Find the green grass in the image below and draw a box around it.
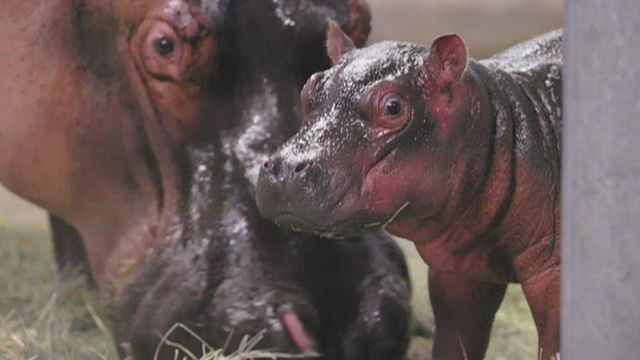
[0,223,536,359]
[0,225,117,359]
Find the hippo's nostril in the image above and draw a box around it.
[294,162,312,174]
[262,159,281,175]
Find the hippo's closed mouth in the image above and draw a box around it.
[275,212,349,239]
[362,201,411,231]
[276,212,322,232]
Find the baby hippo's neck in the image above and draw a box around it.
[403,61,561,284]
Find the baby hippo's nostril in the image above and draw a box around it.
[294,162,313,174]
[262,158,282,176]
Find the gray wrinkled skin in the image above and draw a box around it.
[481,30,563,162]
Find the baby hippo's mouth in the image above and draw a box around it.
[274,202,410,239]
[275,212,349,239]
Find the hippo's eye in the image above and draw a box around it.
[384,98,404,117]
[378,93,406,120]
[138,21,185,80]
[368,87,411,133]
[154,36,176,56]
[136,18,219,85]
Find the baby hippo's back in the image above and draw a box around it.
[481,30,563,73]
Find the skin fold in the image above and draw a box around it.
[0,1,412,359]
[257,23,562,359]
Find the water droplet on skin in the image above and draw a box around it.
[235,77,280,186]
[271,0,297,27]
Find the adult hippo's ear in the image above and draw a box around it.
[346,0,372,48]
[326,0,371,65]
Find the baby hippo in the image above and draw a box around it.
[257,22,562,360]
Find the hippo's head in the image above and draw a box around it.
[257,23,492,241]
[94,0,368,142]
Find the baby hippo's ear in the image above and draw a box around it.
[326,20,356,65]
[424,34,468,88]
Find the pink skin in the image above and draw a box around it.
[282,313,314,354]
[353,35,558,358]
[358,147,449,234]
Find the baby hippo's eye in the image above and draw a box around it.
[378,93,406,120]
[384,97,404,117]
[369,87,411,132]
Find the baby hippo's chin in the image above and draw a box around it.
[272,201,417,240]
[273,211,393,239]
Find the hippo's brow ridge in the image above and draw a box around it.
[194,0,230,26]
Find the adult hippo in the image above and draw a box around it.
[0,1,411,359]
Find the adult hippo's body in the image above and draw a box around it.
[0,1,411,359]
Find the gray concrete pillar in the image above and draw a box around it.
[562,0,640,358]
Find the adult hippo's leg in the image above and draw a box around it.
[301,232,411,360]
[429,271,507,360]
[342,239,411,360]
[340,280,410,360]
[49,214,93,284]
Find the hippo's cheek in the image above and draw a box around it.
[359,156,416,219]
[359,149,449,232]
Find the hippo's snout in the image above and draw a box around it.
[209,302,319,356]
[206,280,321,357]
[257,151,379,239]
[257,154,320,223]
[121,270,321,359]
[145,305,320,360]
